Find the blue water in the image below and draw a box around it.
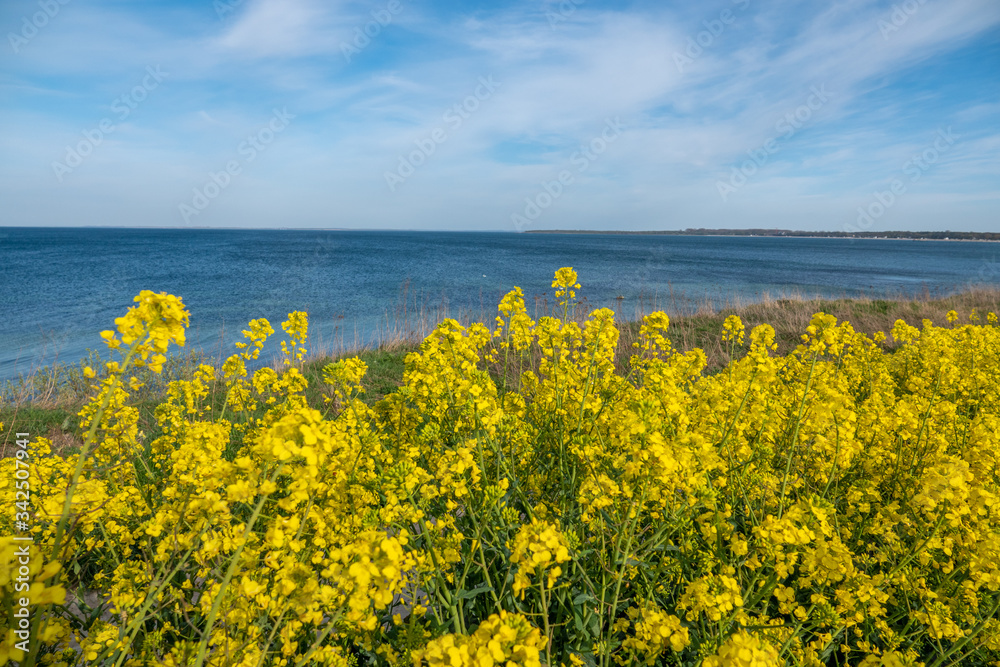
[1,227,997,382]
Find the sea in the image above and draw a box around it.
[1,227,997,382]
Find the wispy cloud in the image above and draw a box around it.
[1,0,998,231]
[216,0,345,58]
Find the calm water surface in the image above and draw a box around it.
[1,228,997,381]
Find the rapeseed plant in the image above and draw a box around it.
[2,269,999,666]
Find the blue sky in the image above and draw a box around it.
[1,0,998,231]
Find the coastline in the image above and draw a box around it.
[523,230,1000,242]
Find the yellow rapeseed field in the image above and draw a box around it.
[3,268,1000,667]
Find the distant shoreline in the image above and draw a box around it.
[525,229,1000,241]
[2,226,998,240]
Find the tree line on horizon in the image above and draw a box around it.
[527,228,1000,240]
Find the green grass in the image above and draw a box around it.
[0,405,78,435]
[0,405,81,456]
[354,347,415,402]
[300,344,418,408]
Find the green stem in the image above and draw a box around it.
[51,342,140,563]
[192,463,285,667]
[540,576,553,667]
[600,491,645,667]
[778,354,818,519]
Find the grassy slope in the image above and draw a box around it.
[3,288,998,456]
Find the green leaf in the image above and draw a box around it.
[573,608,586,634]
[457,585,493,601]
[588,613,602,638]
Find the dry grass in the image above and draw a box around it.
[481,286,1000,380]
[303,279,499,363]
[618,286,1000,374]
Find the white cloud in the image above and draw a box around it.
[217,0,343,58]
[1,0,999,230]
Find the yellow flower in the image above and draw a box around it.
[509,519,572,597]
[703,631,781,667]
[622,603,690,664]
[281,311,309,364]
[552,267,581,306]
[413,612,545,667]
